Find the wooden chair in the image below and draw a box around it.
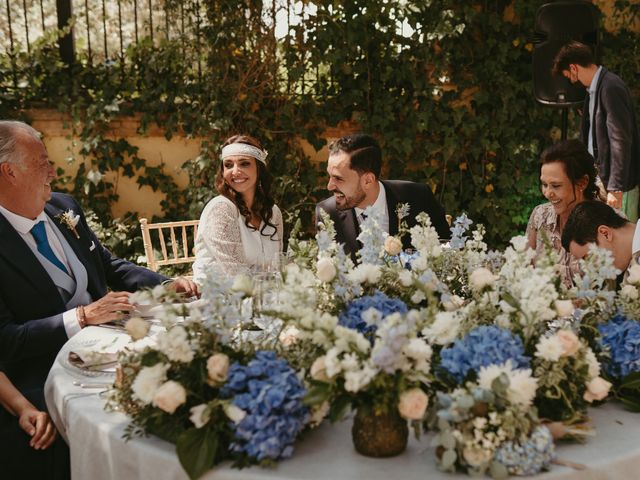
[139,218,199,273]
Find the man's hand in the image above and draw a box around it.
[166,277,200,298]
[84,291,134,325]
[607,191,623,209]
[18,407,57,450]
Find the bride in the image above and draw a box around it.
[193,135,283,284]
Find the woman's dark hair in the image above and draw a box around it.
[214,134,277,238]
[540,139,602,202]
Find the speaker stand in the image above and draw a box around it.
[561,107,569,140]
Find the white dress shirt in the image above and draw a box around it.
[0,204,82,337]
[355,181,390,233]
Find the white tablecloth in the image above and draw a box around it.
[45,326,640,480]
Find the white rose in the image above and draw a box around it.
[554,299,575,318]
[398,388,429,420]
[469,267,496,291]
[316,257,337,282]
[621,284,639,301]
[231,274,253,295]
[583,377,612,403]
[207,353,230,383]
[510,235,529,253]
[125,316,150,341]
[279,326,300,346]
[189,403,210,428]
[310,356,330,382]
[384,236,403,256]
[556,330,580,357]
[152,380,187,414]
[131,363,168,405]
[422,311,461,346]
[403,338,433,362]
[627,264,640,284]
[224,403,246,424]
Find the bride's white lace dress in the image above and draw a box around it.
[192,195,283,284]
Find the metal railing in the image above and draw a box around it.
[1,0,328,95]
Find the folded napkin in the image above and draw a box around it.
[68,349,118,370]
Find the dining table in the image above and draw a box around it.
[45,323,640,480]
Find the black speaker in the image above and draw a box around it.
[533,1,601,107]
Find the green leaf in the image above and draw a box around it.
[329,395,352,422]
[176,427,218,480]
[303,383,331,405]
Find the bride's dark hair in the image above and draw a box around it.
[214,134,277,238]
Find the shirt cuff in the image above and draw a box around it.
[63,308,82,338]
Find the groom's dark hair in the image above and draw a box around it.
[329,133,382,178]
[561,200,628,250]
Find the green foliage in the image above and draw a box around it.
[1,0,638,258]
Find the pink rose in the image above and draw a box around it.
[583,377,612,403]
[556,330,580,357]
[310,356,330,382]
[152,380,186,414]
[207,353,230,383]
[398,388,429,420]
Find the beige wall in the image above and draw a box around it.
[27,109,356,219]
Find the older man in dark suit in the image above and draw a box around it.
[0,120,198,479]
[553,41,640,222]
[316,133,450,261]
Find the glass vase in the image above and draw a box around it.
[351,407,408,457]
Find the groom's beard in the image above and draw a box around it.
[334,187,366,211]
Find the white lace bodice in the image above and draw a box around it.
[192,195,283,284]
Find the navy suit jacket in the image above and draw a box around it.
[315,180,450,261]
[580,67,640,192]
[0,193,167,395]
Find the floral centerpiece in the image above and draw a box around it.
[109,287,310,479]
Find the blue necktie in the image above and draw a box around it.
[31,221,69,275]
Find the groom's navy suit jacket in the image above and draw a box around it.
[0,193,166,398]
[316,180,450,262]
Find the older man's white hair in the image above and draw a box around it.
[0,120,42,167]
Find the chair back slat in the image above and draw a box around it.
[139,218,199,273]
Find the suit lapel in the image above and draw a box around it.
[45,203,100,295]
[383,181,399,236]
[337,208,360,258]
[0,213,66,310]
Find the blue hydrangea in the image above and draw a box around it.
[494,426,555,475]
[439,326,530,383]
[220,351,309,461]
[598,314,640,378]
[338,291,408,336]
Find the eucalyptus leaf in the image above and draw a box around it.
[489,461,509,479]
[441,449,457,469]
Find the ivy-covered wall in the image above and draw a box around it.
[0,0,638,263]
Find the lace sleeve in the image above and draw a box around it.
[196,198,250,277]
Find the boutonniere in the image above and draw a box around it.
[56,209,81,239]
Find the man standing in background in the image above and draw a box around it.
[553,40,640,222]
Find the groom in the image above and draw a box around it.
[0,120,197,478]
[316,133,450,261]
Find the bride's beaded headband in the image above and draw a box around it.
[221,143,268,165]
